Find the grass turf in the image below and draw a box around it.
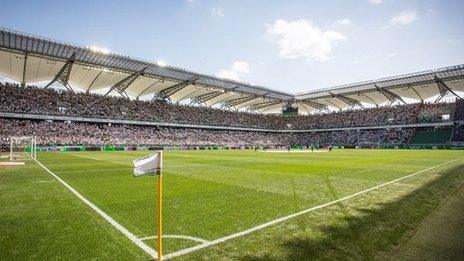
[1,149,463,260]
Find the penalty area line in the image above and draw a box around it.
[164,157,462,259]
[30,155,158,259]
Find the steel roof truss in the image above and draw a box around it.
[21,53,27,87]
[104,67,146,97]
[190,91,224,106]
[156,76,199,100]
[43,52,76,92]
[435,76,460,102]
[222,95,258,109]
[376,85,405,105]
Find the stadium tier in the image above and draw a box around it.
[1,82,463,148]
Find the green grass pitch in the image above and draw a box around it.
[1,149,464,260]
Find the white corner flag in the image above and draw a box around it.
[133,151,162,177]
[133,151,165,260]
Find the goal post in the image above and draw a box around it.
[31,136,37,159]
[5,136,37,161]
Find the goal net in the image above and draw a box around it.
[0,136,37,162]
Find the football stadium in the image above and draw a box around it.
[1,2,464,260]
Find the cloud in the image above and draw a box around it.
[216,61,250,81]
[368,0,384,4]
[336,19,352,26]
[156,60,167,67]
[384,10,417,29]
[231,61,249,73]
[266,19,346,61]
[210,7,224,17]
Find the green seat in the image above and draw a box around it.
[412,128,452,144]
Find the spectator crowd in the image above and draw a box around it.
[0,118,415,146]
[0,82,450,130]
[0,82,458,147]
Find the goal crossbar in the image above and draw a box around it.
[6,136,37,161]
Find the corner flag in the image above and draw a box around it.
[133,151,164,260]
[133,151,162,176]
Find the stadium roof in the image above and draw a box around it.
[295,64,464,112]
[0,27,463,114]
[0,27,292,113]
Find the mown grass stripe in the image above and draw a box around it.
[164,157,462,259]
[29,154,158,259]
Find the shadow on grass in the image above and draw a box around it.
[243,164,464,261]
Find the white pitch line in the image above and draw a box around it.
[30,156,158,259]
[34,180,54,183]
[164,157,462,259]
[140,234,210,244]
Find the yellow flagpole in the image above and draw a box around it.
[156,150,163,260]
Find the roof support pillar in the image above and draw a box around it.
[375,85,405,105]
[86,70,103,94]
[105,67,146,97]
[435,76,460,102]
[155,76,199,101]
[21,53,27,87]
[190,91,224,106]
[44,52,76,92]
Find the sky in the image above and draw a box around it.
[1,0,463,94]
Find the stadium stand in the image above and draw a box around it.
[0,81,461,147]
[417,103,452,123]
[0,81,456,148]
[0,82,286,129]
[0,83,453,130]
[0,28,463,149]
[0,117,418,147]
[452,124,464,141]
[451,101,464,144]
[0,118,288,147]
[454,99,464,121]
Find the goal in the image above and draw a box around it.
[0,136,37,161]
